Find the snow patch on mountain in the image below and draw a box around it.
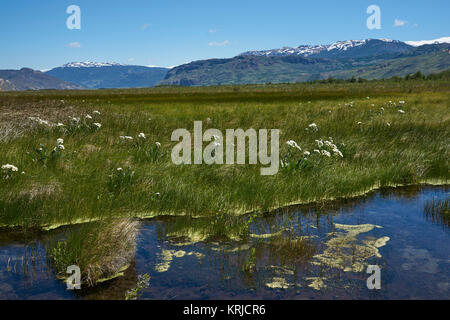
[405,37,450,47]
[240,38,402,57]
[61,62,126,68]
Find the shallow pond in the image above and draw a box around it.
[0,186,449,299]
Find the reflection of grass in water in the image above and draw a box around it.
[157,213,254,243]
[46,219,138,287]
[424,199,449,228]
[254,233,316,267]
[125,273,150,300]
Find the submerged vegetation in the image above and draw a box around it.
[0,80,448,229]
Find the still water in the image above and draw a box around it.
[0,186,449,300]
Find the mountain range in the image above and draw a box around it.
[45,63,169,89]
[161,38,450,85]
[1,37,449,91]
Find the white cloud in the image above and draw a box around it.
[394,19,407,27]
[208,40,231,47]
[68,42,81,48]
[128,58,135,62]
[208,29,217,33]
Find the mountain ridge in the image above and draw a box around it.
[0,68,83,91]
[46,64,169,89]
[160,41,450,86]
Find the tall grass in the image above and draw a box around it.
[0,81,449,228]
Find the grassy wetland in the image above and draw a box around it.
[0,80,449,294]
[1,80,448,228]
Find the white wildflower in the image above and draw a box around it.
[308,123,319,131]
[324,141,337,149]
[398,109,405,114]
[321,150,331,157]
[286,140,301,151]
[93,110,101,115]
[120,136,133,140]
[117,168,123,171]
[93,123,102,129]
[138,133,146,139]
[155,142,161,147]
[315,139,324,148]
[86,114,93,120]
[57,123,65,127]
[399,101,405,104]
[333,148,343,158]
[313,149,321,154]
[357,121,362,125]
[2,164,18,172]
[303,151,311,156]
[57,138,64,145]
[57,144,65,150]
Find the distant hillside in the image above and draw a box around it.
[0,68,83,91]
[46,63,169,89]
[160,43,450,86]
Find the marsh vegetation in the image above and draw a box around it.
[0,80,449,296]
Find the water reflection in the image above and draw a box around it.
[0,185,448,299]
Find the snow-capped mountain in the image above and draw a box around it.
[405,37,450,47]
[61,62,127,68]
[240,39,410,58]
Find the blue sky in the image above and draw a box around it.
[0,0,448,70]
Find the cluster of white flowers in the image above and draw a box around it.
[308,123,319,131]
[286,140,301,151]
[315,138,343,158]
[53,138,65,151]
[2,164,18,172]
[66,113,102,131]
